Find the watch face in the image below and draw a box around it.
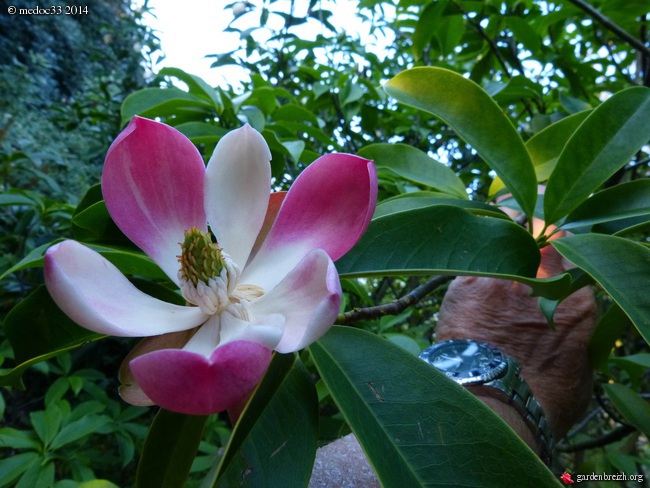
[419,339,507,385]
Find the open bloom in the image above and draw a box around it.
[44,116,377,415]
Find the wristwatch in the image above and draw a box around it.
[419,339,554,464]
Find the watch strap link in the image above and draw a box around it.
[496,360,554,465]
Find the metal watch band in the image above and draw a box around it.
[492,358,555,465]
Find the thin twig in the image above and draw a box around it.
[556,424,636,452]
[565,0,650,58]
[336,275,453,325]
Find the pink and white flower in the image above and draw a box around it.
[44,116,377,415]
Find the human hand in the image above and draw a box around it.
[435,241,597,440]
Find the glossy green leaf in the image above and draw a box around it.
[211,353,318,488]
[309,327,559,487]
[384,67,537,216]
[358,143,467,199]
[561,179,650,231]
[603,383,650,438]
[544,87,650,224]
[411,1,443,58]
[552,234,650,343]
[121,88,213,126]
[136,410,208,488]
[336,205,571,299]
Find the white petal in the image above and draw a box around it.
[183,312,283,357]
[205,124,271,268]
[44,240,208,337]
[250,249,341,353]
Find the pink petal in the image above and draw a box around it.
[205,124,271,268]
[251,249,341,353]
[119,331,195,407]
[248,191,287,264]
[130,341,272,415]
[102,116,207,284]
[44,240,208,337]
[241,154,376,290]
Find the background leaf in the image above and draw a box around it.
[603,383,650,438]
[358,143,468,199]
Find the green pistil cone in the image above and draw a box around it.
[179,227,225,286]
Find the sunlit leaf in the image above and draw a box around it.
[544,87,650,224]
[384,67,537,216]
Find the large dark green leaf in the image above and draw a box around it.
[603,383,650,438]
[358,143,467,199]
[309,327,559,487]
[336,205,571,298]
[1,286,103,388]
[544,87,650,224]
[136,410,208,488]
[552,234,650,343]
[209,353,318,488]
[384,67,537,216]
[561,179,650,231]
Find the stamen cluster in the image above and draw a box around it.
[178,227,225,286]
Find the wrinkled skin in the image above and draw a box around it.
[436,243,597,440]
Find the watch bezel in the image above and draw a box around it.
[419,339,508,385]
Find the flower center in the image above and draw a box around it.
[177,227,264,316]
[178,227,225,287]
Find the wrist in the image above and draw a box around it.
[420,339,554,464]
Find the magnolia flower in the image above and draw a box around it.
[44,117,377,415]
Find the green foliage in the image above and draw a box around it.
[1,0,650,486]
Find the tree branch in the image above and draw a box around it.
[565,0,650,58]
[336,275,453,325]
[556,424,636,452]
